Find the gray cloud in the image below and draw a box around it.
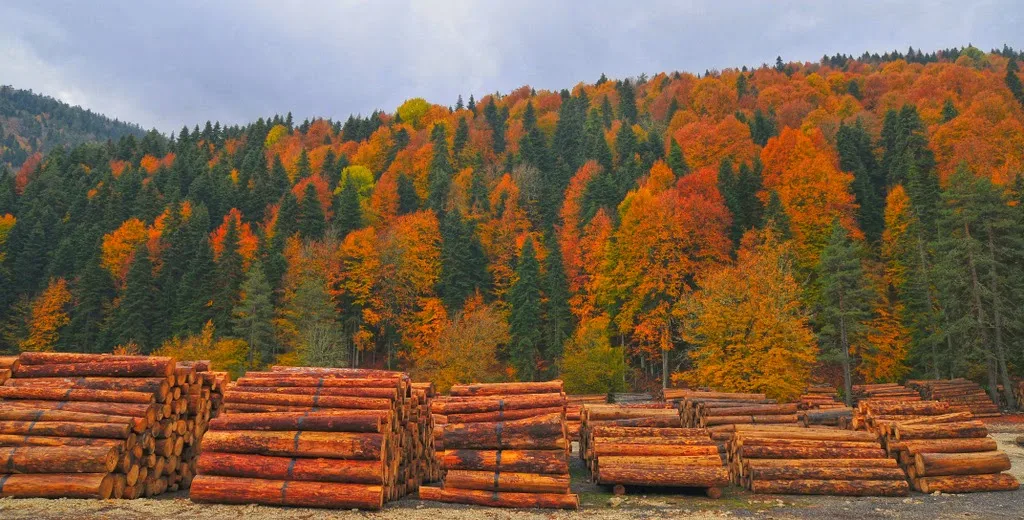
[1,0,1020,132]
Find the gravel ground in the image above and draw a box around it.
[3,422,1023,520]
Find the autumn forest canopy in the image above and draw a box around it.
[2,45,1024,403]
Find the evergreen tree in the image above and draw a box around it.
[452,117,470,160]
[110,244,158,351]
[881,105,940,232]
[509,238,542,381]
[667,139,689,175]
[763,190,792,240]
[816,223,874,405]
[295,149,311,179]
[427,124,453,213]
[232,260,276,368]
[483,99,506,154]
[397,173,419,215]
[748,109,778,147]
[334,176,362,237]
[542,235,572,376]
[438,209,489,310]
[289,275,347,367]
[617,79,638,123]
[837,121,885,242]
[298,183,325,240]
[211,218,244,334]
[1006,58,1024,107]
[64,250,115,352]
[583,108,613,172]
[941,99,959,122]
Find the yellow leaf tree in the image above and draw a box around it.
[678,229,817,401]
[21,278,72,352]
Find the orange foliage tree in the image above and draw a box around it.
[210,208,259,268]
[21,278,72,352]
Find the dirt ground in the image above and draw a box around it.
[3,419,1024,520]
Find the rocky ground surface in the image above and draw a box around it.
[3,418,1023,520]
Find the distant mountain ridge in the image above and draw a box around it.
[0,85,147,171]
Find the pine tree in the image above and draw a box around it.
[211,218,243,334]
[110,244,158,352]
[941,99,959,122]
[232,260,276,368]
[483,99,506,154]
[816,223,875,405]
[452,117,470,160]
[173,205,214,335]
[837,121,885,242]
[583,109,613,172]
[667,139,689,175]
[298,183,325,240]
[287,275,347,367]
[509,238,542,381]
[1006,58,1024,107]
[617,79,638,123]
[397,173,419,215]
[438,209,489,310]
[64,251,115,352]
[542,235,572,376]
[427,124,453,213]
[295,149,312,179]
[334,176,362,237]
[748,109,778,146]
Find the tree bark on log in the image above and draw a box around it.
[889,438,997,455]
[442,450,568,474]
[916,473,1019,493]
[446,407,565,424]
[13,360,173,378]
[441,414,565,450]
[738,446,886,459]
[434,394,565,414]
[0,420,130,439]
[594,444,719,457]
[190,474,384,509]
[0,407,146,432]
[750,479,909,496]
[0,446,119,473]
[449,381,565,397]
[201,430,384,460]
[0,473,114,498]
[208,411,387,433]
[750,466,906,481]
[418,485,578,509]
[895,422,988,440]
[443,470,570,493]
[223,391,391,410]
[197,452,384,484]
[0,386,154,404]
[914,451,1011,477]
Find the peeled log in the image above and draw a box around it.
[592,426,706,438]
[730,428,877,442]
[739,446,886,459]
[228,386,398,399]
[597,465,729,488]
[594,444,719,457]
[914,451,1011,477]
[447,407,564,424]
[190,475,384,509]
[895,421,988,440]
[737,438,879,450]
[0,386,154,404]
[5,377,170,400]
[197,452,384,484]
[751,479,909,496]
[0,420,130,439]
[442,413,564,450]
[0,446,118,473]
[450,381,564,397]
[235,376,400,389]
[596,455,724,468]
[442,449,568,474]
[704,404,799,416]
[0,434,123,450]
[744,458,898,469]
[434,393,565,414]
[13,360,173,378]
[0,399,157,422]
[418,485,577,509]
[444,470,570,493]
[208,411,387,433]
[202,430,383,460]
[917,473,1019,493]
[0,473,114,498]
[751,466,906,481]
[0,407,146,433]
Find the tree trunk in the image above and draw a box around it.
[916,237,941,379]
[964,222,999,404]
[839,308,853,407]
[985,224,1016,410]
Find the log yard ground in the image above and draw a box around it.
[2,418,1022,520]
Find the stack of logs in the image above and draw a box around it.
[797,385,851,427]
[421,381,578,509]
[411,382,443,483]
[906,379,1001,418]
[0,356,13,384]
[851,383,920,405]
[871,402,1019,493]
[676,391,798,450]
[579,404,683,460]
[565,394,606,442]
[190,366,432,510]
[798,384,844,410]
[728,426,909,496]
[586,424,729,498]
[0,352,226,499]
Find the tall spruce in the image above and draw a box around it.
[837,121,885,242]
[427,123,453,213]
[298,183,325,240]
[110,244,158,352]
[438,209,489,310]
[232,260,276,368]
[211,217,244,335]
[509,237,542,381]
[334,176,362,237]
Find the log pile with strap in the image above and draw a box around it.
[906,379,1001,418]
[587,425,728,498]
[190,366,431,509]
[0,352,227,499]
[674,391,798,447]
[873,404,1019,493]
[578,404,682,460]
[853,399,968,434]
[420,381,578,510]
[798,384,844,410]
[728,425,908,496]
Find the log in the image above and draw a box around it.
[235,376,400,389]
[418,485,578,509]
[591,426,707,438]
[0,407,146,432]
[13,360,173,378]
[5,377,170,400]
[223,391,392,410]
[731,426,877,442]
[917,473,1019,493]
[739,446,886,459]
[750,466,907,481]
[596,465,729,488]
[0,386,154,404]
[434,393,565,414]
[895,421,988,440]
[446,406,565,424]
[737,438,879,449]
[889,438,998,455]
[228,386,398,399]
[0,473,115,499]
[190,475,384,509]
[0,399,157,422]
[208,411,387,433]
[595,455,724,468]
[0,446,119,473]
[442,449,568,474]
[201,430,383,460]
[593,444,719,457]
[441,413,565,450]
[0,420,130,439]
[914,451,1011,477]
[0,434,124,449]
[703,414,799,426]
[449,381,564,397]
[196,452,384,484]
[704,404,799,416]
[750,479,909,496]
[444,470,570,493]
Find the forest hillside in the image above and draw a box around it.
[2,45,1024,403]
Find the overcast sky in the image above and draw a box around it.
[2,1,1020,133]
